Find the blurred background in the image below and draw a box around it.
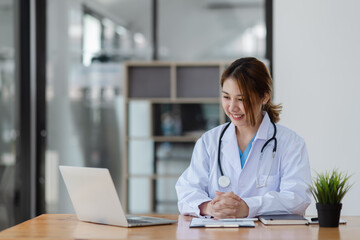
[1,0,359,230]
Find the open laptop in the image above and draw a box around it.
[59,165,177,227]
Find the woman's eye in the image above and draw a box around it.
[238,98,243,101]
[222,96,230,99]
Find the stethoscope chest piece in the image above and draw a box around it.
[218,175,230,188]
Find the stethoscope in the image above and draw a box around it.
[217,120,277,188]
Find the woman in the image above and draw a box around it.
[175,57,311,219]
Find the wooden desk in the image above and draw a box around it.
[0,214,359,240]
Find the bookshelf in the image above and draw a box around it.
[122,62,227,213]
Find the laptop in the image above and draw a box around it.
[59,165,177,227]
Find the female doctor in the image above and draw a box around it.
[175,57,311,219]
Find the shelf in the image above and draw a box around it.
[127,174,181,179]
[125,61,227,66]
[126,98,220,103]
[156,157,191,161]
[127,136,202,142]
[155,200,178,205]
[153,136,201,142]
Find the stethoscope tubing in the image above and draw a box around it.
[218,120,277,180]
[217,122,232,177]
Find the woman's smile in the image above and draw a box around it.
[230,113,245,121]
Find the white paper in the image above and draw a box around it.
[190,218,255,228]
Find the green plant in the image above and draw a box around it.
[310,169,353,204]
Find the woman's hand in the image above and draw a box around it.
[199,201,213,216]
[211,191,249,219]
[199,191,249,219]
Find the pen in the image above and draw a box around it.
[311,217,318,221]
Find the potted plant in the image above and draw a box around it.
[310,169,353,227]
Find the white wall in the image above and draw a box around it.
[274,0,360,215]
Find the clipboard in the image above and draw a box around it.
[189,217,256,228]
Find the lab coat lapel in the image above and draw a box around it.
[256,112,271,140]
[221,123,241,173]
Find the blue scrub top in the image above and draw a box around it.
[239,134,256,169]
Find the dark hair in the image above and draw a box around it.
[220,57,282,125]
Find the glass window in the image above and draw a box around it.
[158,0,266,61]
[82,13,102,66]
[46,0,125,214]
[0,0,16,230]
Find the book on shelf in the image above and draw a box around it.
[259,214,308,225]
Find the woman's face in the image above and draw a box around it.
[221,78,266,129]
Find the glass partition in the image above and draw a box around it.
[45,0,127,213]
[45,0,268,214]
[158,0,266,61]
[0,0,16,230]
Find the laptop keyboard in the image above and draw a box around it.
[127,218,150,224]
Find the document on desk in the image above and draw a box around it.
[189,218,256,228]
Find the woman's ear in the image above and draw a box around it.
[262,93,270,105]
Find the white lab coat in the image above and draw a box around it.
[175,112,311,218]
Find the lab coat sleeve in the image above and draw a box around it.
[175,137,212,217]
[242,136,312,217]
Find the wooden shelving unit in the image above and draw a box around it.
[122,61,227,214]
